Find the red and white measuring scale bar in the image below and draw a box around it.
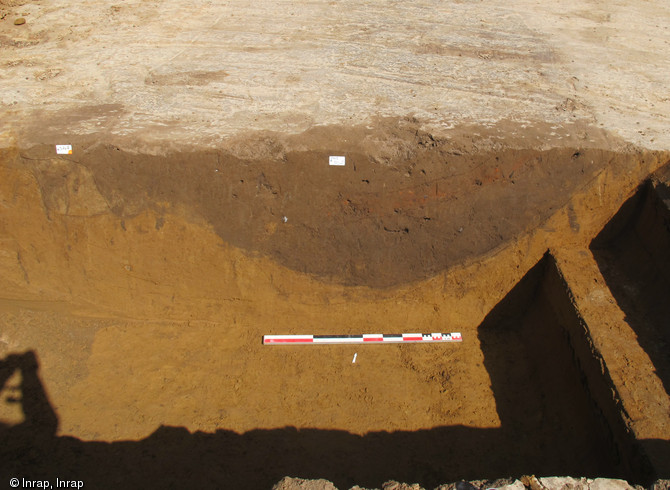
[263,332,462,345]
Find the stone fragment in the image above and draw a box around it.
[539,476,586,489]
[381,482,423,490]
[588,478,635,490]
[497,481,526,490]
[520,475,544,490]
[272,476,338,490]
[14,17,26,25]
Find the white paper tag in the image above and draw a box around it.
[56,145,72,155]
[329,155,345,166]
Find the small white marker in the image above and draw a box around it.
[329,156,345,166]
[282,216,288,223]
[352,353,357,363]
[56,144,72,155]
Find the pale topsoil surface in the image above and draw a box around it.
[1,0,670,489]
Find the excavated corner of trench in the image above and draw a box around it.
[478,253,652,484]
[1,127,670,489]
[591,173,670,398]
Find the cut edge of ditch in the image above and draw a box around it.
[478,251,653,484]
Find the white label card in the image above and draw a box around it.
[56,145,72,155]
[329,155,345,166]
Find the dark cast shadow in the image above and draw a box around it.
[591,179,670,396]
[2,259,666,490]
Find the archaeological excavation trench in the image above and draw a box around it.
[591,177,670,397]
[1,129,669,488]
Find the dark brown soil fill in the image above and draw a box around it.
[1,254,648,488]
[20,139,618,287]
[591,175,670,397]
[4,130,669,487]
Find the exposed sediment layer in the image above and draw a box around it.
[5,122,661,289]
[1,129,669,487]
